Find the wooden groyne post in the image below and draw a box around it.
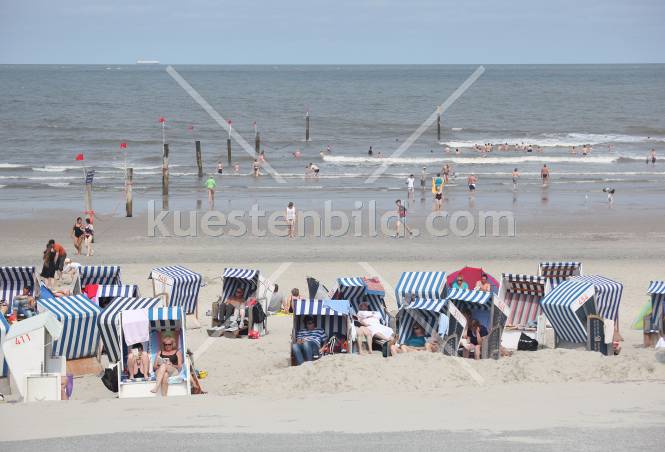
[125,168,133,217]
[195,140,203,177]
[436,107,442,142]
[305,111,310,142]
[162,143,169,209]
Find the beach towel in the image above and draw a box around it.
[83,284,99,304]
[363,277,384,295]
[631,300,652,330]
[122,309,149,346]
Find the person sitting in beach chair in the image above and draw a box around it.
[221,287,247,330]
[354,301,394,354]
[292,315,327,365]
[151,332,183,396]
[390,322,438,355]
[460,309,488,360]
[126,343,151,380]
[13,287,37,318]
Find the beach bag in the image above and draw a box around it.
[323,334,348,355]
[252,303,266,325]
[517,333,538,351]
[101,366,118,393]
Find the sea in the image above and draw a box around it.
[1,64,664,215]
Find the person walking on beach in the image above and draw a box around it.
[394,199,412,238]
[406,174,415,201]
[433,173,444,211]
[205,174,217,209]
[70,217,85,255]
[541,164,550,186]
[40,242,56,289]
[512,168,519,191]
[286,202,297,238]
[84,218,94,256]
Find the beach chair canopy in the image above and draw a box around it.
[335,277,389,325]
[647,281,665,331]
[447,267,499,294]
[98,297,162,363]
[0,313,9,377]
[293,299,350,340]
[397,298,447,344]
[501,273,548,327]
[148,306,184,331]
[97,285,139,299]
[538,261,582,289]
[306,276,333,300]
[222,267,259,302]
[79,265,121,287]
[394,271,447,309]
[446,288,493,309]
[149,266,202,314]
[37,294,101,359]
[0,266,37,308]
[541,275,622,343]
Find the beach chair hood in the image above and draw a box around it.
[394,271,447,309]
[149,266,202,315]
[222,267,259,302]
[499,273,548,327]
[79,265,122,287]
[397,298,447,344]
[538,261,582,289]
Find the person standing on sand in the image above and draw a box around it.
[406,174,415,201]
[40,242,56,289]
[512,168,519,191]
[205,175,216,209]
[49,240,67,280]
[70,217,85,255]
[433,173,444,211]
[541,164,550,186]
[84,218,94,256]
[286,202,297,238]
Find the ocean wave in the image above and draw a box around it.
[45,182,71,187]
[32,165,82,172]
[322,155,633,165]
[442,133,660,148]
[0,185,6,189]
[0,163,26,169]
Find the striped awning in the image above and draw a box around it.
[540,279,595,343]
[404,298,447,312]
[148,306,184,331]
[0,266,36,307]
[294,299,350,317]
[37,294,101,359]
[446,288,492,306]
[336,277,367,301]
[502,273,547,296]
[79,265,122,286]
[98,297,162,363]
[571,275,623,321]
[97,285,139,298]
[149,266,202,314]
[394,271,447,308]
[648,281,665,295]
[223,268,258,279]
[538,261,582,288]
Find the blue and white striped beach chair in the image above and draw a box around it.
[37,294,101,360]
[78,265,122,287]
[149,266,202,315]
[396,298,447,346]
[394,271,448,309]
[291,299,350,365]
[0,266,38,312]
[219,268,268,335]
[540,275,623,346]
[98,297,162,364]
[647,281,665,334]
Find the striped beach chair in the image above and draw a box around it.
[336,277,390,325]
[291,299,350,365]
[218,268,268,335]
[540,275,622,346]
[538,262,582,289]
[396,298,447,345]
[79,265,122,287]
[149,266,202,315]
[0,266,38,311]
[37,294,102,359]
[394,271,447,309]
[98,297,162,364]
[445,288,509,359]
[647,281,665,334]
[498,274,548,328]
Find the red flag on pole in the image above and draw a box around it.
[75,153,84,161]
[159,117,166,123]
[120,142,127,149]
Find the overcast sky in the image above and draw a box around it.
[1,0,663,64]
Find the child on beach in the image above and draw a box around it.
[205,175,216,209]
[84,218,94,256]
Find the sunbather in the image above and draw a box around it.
[282,288,299,313]
[13,287,36,318]
[391,322,437,354]
[355,301,394,354]
[461,312,488,360]
[126,343,151,380]
[222,287,247,329]
[292,315,327,365]
[151,332,183,396]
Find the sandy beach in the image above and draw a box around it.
[1,205,664,448]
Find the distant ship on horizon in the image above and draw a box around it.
[135,59,160,64]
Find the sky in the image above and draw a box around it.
[1,0,664,64]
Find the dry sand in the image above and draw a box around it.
[1,209,664,444]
